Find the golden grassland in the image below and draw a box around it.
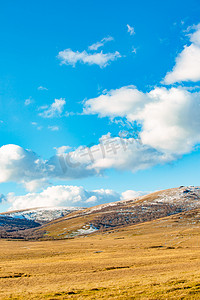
[0,210,200,299]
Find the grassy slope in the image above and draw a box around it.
[34,187,199,240]
[0,209,200,299]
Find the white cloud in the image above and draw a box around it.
[132,47,137,54]
[139,87,200,154]
[25,98,33,106]
[121,190,142,200]
[23,179,49,192]
[83,85,147,119]
[127,24,135,36]
[3,84,200,191]
[53,134,172,179]
[0,135,174,192]
[83,86,200,154]
[48,126,60,131]
[89,36,114,51]
[0,144,98,191]
[39,98,66,118]
[0,144,50,190]
[54,146,71,155]
[57,49,121,68]
[31,122,43,130]
[38,86,48,91]
[164,24,200,84]
[7,185,143,210]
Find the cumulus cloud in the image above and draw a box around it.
[70,135,173,173]
[0,144,94,191]
[83,86,200,154]
[4,87,200,191]
[121,190,143,200]
[23,179,49,192]
[6,185,142,210]
[0,134,174,191]
[2,83,200,191]
[127,24,135,36]
[89,36,114,51]
[39,98,66,118]
[0,144,50,190]
[57,49,121,68]
[0,144,96,191]
[83,85,147,119]
[163,24,200,84]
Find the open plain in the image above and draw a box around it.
[0,209,200,299]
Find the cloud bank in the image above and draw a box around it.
[6,185,144,210]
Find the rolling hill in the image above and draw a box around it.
[1,185,200,240]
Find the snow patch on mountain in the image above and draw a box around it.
[1,207,83,223]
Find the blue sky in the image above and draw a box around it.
[1,0,200,211]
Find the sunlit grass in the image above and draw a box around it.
[0,211,200,299]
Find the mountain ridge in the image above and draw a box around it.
[0,186,200,240]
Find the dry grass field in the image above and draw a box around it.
[0,209,200,299]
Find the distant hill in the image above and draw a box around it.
[0,206,83,223]
[1,186,200,240]
[0,207,83,239]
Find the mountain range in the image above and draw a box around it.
[0,186,200,240]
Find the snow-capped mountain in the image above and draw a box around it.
[0,207,84,224]
[1,186,200,240]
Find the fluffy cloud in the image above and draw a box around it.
[83,86,147,118]
[24,179,49,192]
[121,190,143,200]
[7,185,142,210]
[0,144,50,189]
[83,86,200,154]
[57,49,121,68]
[39,98,66,118]
[0,134,173,191]
[164,24,200,84]
[2,84,200,191]
[89,36,114,51]
[72,134,173,172]
[139,88,200,153]
[127,24,135,36]
[0,144,97,191]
